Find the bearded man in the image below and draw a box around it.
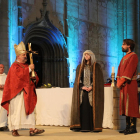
[117,39,139,135]
[1,41,44,136]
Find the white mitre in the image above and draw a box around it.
[14,41,27,56]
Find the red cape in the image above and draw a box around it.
[1,61,39,115]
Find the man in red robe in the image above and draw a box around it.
[117,39,139,135]
[1,41,44,136]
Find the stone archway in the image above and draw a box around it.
[23,12,69,87]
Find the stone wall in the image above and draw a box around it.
[0,0,9,73]
[0,0,139,85]
[117,0,140,72]
[22,0,43,26]
[0,0,18,73]
[46,0,119,85]
[9,0,18,65]
[21,0,140,86]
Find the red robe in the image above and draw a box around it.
[1,61,39,115]
[117,52,139,117]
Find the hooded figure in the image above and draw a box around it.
[70,50,104,132]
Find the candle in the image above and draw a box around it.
[112,67,115,73]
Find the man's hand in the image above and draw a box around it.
[29,64,35,70]
[117,84,121,88]
[117,78,126,89]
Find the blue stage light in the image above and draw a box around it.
[8,0,17,66]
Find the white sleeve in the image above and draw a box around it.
[29,67,32,73]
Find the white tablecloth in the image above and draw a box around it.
[102,87,114,128]
[36,88,73,126]
[36,87,114,127]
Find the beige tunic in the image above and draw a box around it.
[0,73,7,127]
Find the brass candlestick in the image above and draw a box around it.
[111,73,115,87]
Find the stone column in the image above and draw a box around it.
[18,0,22,43]
[135,0,140,72]
[125,0,139,71]
[117,0,125,63]
[8,0,18,65]
[126,0,136,39]
[0,0,9,73]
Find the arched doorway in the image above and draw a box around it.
[23,12,69,87]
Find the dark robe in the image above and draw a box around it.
[70,62,104,131]
[1,61,39,115]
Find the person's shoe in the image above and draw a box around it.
[119,128,129,133]
[0,127,4,131]
[119,125,130,133]
[3,126,9,131]
[119,116,130,133]
[29,128,45,136]
[124,117,137,135]
[29,130,36,136]
[124,128,137,135]
[0,126,9,131]
[12,130,20,136]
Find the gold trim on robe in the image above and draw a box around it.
[121,92,123,115]
[122,52,135,65]
[126,93,129,116]
[117,75,137,80]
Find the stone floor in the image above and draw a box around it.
[0,121,140,140]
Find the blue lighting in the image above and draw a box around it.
[8,0,12,66]
[68,44,80,87]
[7,1,126,87]
[107,57,118,77]
[8,0,17,66]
